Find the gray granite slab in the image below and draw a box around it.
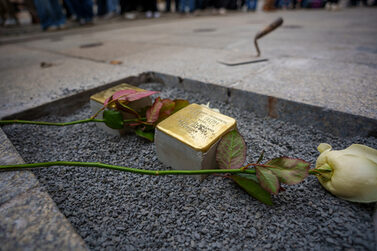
[0,128,38,205]
[0,187,88,251]
[0,128,88,250]
[0,50,143,119]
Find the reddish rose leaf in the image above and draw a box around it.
[126,90,158,102]
[157,99,176,122]
[265,157,310,185]
[112,89,138,101]
[146,97,163,123]
[173,99,190,113]
[255,166,280,195]
[161,99,175,114]
[104,97,111,106]
[216,130,246,169]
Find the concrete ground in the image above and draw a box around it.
[0,7,376,250]
[0,8,376,120]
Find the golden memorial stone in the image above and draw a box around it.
[155,104,237,179]
[90,83,152,135]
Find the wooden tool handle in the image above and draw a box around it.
[255,17,284,40]
[254,17,283,57]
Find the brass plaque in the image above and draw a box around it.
[90,83,145,104]
[157,104,236,152]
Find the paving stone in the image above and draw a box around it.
[1,9,376,122]
[0,45,63,72]
[0,187,88,251]
[0,55,143,119]
[0,129,88,250]
[24,38,160,62]
[0,129,38,205]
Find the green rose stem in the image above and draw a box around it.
[0,161,258,176]
[0,118,145,126]
[0,161,321,177]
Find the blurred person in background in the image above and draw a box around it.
[33,0,66,30]
[62,0,76,19]
[22,0,39,24]
[120,0,137,19]
[70,0,94,24]
[165,0,179,12]
[105,0,119,18]
[245,0,258,10]
[142,0,160,18]
[0,0,18,25]
[325,0,339,9]
[278,0,291,9]
[214,0,229,14]
[263,0,275,10]
[179,0,195,13]
[97,0,107,17]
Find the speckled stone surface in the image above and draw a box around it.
[0,129,88,250]
[2,84,376,250]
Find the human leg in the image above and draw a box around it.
[97,0,107,16]
[166,0,171,11]
[121,0,137,18]
[33,0,55,29]
[49,0,66,26]
[188,0,195,11]
[1,0,18,22]
[0,0,6,22]
[179,0,185,12]
[107,0,118,13]
[250,0,258,11]
[81,0,93,22]
[63,0,75,18]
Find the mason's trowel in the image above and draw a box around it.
[218,17,283,66]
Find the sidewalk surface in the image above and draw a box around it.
[0,7,376,250]
[0,8,376,121]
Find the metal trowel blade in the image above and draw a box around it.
[217,55,268,66]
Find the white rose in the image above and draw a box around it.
[314,143,377,203]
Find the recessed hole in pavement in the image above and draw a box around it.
[282,25,302,29]
[2,77,376,250]
[50,37,64,42]
[193,28,217,33]
[356,46,377,54]
[79,42,104,48]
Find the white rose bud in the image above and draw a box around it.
[314,143,377,203]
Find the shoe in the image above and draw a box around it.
[153,12,160,18]
[145,11,152,18]
[4,18,17,26]
[331,4,340,10]
[45,25,58,31]
[103,12,114,19]
[124,12,136,19]
[219,8,227,15]
[85,19,94,25]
